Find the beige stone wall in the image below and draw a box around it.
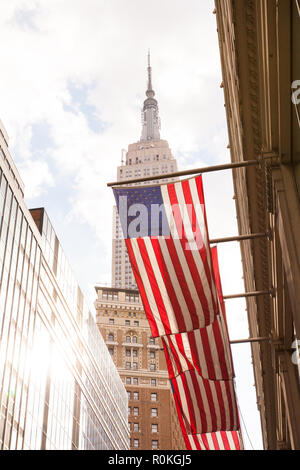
[95,286,186,450]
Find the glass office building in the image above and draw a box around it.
[0,120,129,450]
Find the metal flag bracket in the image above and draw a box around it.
[107,159,260,187]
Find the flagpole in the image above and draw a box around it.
[210,232,268,244]
[223,290,274,300]
[230,337,271,345]
[107,159,260,187]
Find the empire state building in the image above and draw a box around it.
[112,54,178,290]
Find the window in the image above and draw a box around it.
[133,349,138,357]
[108,347,114,355]
[109,318,114,325]
[125,293,139,303]
[126,349,131,357]
[126,377,131,384]
[128,407,131,415]
[150,351,155,359]
[152,440,159,450]
[133,336,138,343]
[127,391,131,400]
[126,362,131,369]
[152,424,158,433]
[150,363,156,371]
[133,362,138,370]
[125,320,130,326]
[133,423,139,432]
[151,393,157,402]
[149,337,155,345]
[102,291,118,301]
[133,378,139,385]
[108,333,114,342]
[133,407,139,416]
[151,379,156,387]
[151,408,158,417]
[133,392,139,401]
[133,439,139,448]
[126,336,131,343]
[134,320,139,327]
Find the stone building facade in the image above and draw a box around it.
[215,0,300,449]
[95,286,185,450]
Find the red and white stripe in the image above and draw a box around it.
[170,354,242,450]
[211,245,235,377]
[162,314,234,381]
[125,176,219,337]
[115,177,242,447]
[171,368,239,434]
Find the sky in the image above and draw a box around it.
[0,0,263,449]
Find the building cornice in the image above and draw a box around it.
[215,0,279,449]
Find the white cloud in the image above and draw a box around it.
[0,1,226,248]
[18,158,54,198]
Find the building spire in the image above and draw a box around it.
[140,51,161,141]
[146,49,154,98]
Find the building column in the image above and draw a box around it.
[278,351,300,449]
[273,166,300,340]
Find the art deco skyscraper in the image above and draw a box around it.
[96,57,185,450]
[111,53,178,290]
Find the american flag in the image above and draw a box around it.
[173,381,242,450]
[113,176,219,336]
[113,176,242,447]
[187,431,242,450]
[170,368,239,434]
[168,246,242,450]
[162,316,233,381]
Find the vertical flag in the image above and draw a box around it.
[113,176,242,445]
